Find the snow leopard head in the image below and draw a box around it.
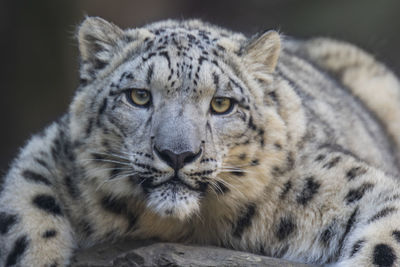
[70,17,286,220]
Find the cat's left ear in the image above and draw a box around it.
[242,30,281,73]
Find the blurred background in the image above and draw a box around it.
[1,0,400,173]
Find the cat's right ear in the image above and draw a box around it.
[77,17,124,82]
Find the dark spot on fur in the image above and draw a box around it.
[101,195,127,214]
[22,170,51,186]
[251,159,259,166]
[345,183,374,204]
[50,145,58,160]
[64,175,80,198]
[238,153,247,160]
[123,34,135,43]
[248,116,257,131]
[35,158,49,169]
[79,219,94,237]
[345,208,358,233]
[368,207,397,223]
[142,52,156,63]
[272,166,282,176]
[5,235,29,266]
[145,40,154,51]
[32,194,63,216]
[350,239,365,257]
[272,153,295,177]
[323,156,341,169]
[315,154,326,162]
[158,51,171,68]
[267,91,278,103]
[217,44,225,51]
[346,167,366,181]
[286,152,295,170]
[146,63,154,85]
[320,222,336,247]
[212,72,219,91]
[276,216,296,241]
[260,138,265,147]
[233,203,256,238]
[337,207,359,255]
[0,212,18,235]
[80,78,88,86]
[93,59,107,70]
[119,71,129,83]
[297,177,320,205]
[280,180,292,199]
[383,194,400,203]
[258,243,265,255]
[230,171,245,177]
[211,60,219,67]
[42,229,57,238]
[215,181,229,194]
[318,143,360,160]
[229,78,244,94]
[274,143,282,150]
[187,33,196,42]
[393,230,400,243]
[101,195,137,231]
[110,166,123,179]
[51,137,63,160]
[85,118,94,137]
[373,244,396,267]
[196,181,209,193]
[91,152,107,162]
[98,98,108,115]
[109,90,119,96]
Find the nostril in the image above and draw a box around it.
[154,148,177,169]
[182,149,202,165]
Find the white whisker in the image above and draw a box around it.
[213,176,245,197]
[81,158,132,166]
[87,150,130,161]
[108,171,134,181]
[88,167,133,173]
[223,163,254,168]
[95,172,136,192]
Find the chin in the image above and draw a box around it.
[145,182,201,220]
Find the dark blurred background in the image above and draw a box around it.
[1,0,400,173]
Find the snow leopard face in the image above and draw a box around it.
[69,17,283,220]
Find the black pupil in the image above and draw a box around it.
[137,90,148,100]
[216,98,226,106]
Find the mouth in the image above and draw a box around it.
[140,174,208,194]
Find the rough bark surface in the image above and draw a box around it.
[71,240,319,267]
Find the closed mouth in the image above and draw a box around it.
[141,174,206,193]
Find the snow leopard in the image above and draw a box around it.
[1,16,400,267]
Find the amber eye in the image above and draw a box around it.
[210,97,234,115]
[127,89,151,107]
